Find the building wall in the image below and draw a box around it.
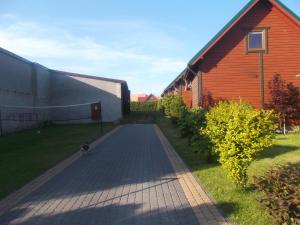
[0,48,128,134]
[0,49,50,133]
[181,83,193,108]
[198,1,300,108]
[50,71,123,122]
[191,76,199,108]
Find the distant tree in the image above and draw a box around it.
[268,74,300,134]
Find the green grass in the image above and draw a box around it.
[0,123,116,200]
[156,116,300,225]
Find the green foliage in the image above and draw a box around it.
[160,96,186,122]
[159,96,172,116]
[178,107,205,144]
[268,74,300,122]
[130,101,158,112]
[254,163,300,225]
[203,101,278,187]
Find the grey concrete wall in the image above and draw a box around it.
[0,47,126,134]
[0,48,37,133]
[33,63,51,122]
[50,71,123,122]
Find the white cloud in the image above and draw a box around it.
[0,14,186,95]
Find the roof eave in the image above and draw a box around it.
[188,0,300,66]
[188,0,259,66]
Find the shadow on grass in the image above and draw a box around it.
[216,201,239,216]
[190,162,219,173]
[257,144,298,160]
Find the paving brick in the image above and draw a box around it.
[0,124,212,225]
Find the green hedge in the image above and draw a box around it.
[130,101,158,112]
[159,96,185,122]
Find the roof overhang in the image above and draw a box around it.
[188,0,300,66]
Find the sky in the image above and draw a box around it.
[0,0,299,96]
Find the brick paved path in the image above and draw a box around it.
[0,124,202,225]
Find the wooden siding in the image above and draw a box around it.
[192,76,199,108]
[196,1,300,108]
[181,83,193,108]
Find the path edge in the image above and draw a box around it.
[154,124,233,225]
[0,125,122,216]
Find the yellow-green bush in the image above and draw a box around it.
[160,96,185,122]
[203,101,278,187]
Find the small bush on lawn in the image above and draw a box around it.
[203,101,278,187]
[130,101,158,112]
[254,163,300,225]
[178,107,205,145]
[268,73,300,134]
[160,96,186,123]
[159,96,172,116]
[169,96,185,122]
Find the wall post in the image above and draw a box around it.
[0,107,3,136]
[259,52,265,109]
[197,67,203,107]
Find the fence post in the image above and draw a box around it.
[0,107,3,136]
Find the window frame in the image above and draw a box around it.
[245,27,269,54]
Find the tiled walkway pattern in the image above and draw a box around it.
[155,125,231,225]
[0,124,203,225]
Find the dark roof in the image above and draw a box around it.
[163,68,187,94]
[50,69,127,84]
[0,46,127,85]
[0,47,32,64]
[188,0,300,65]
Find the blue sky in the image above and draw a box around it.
[0,0,299,95]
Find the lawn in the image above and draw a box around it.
[156,116,300,225]
[0,123,116,200]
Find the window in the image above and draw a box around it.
[246,28,268,53]
[249,31,264,49]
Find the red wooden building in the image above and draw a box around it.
[163,0,300,109]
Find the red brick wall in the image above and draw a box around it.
[198,1,300,108]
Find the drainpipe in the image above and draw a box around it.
[259,52,264,109]
[197,66,203,107]
[179,80,182,96]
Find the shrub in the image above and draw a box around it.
[156,98,164,112]
[160,96,173,116]
[168,96,185,122]
[268,74,300,134]
[130,101,158,112]
[254,163,300,225]
[178,107,206,145]
[160,96,186,122]
[203,101,278,187]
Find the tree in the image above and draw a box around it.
[268,74,300,134]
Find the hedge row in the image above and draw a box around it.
[160,96,299,223]
[130,101,158,112]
